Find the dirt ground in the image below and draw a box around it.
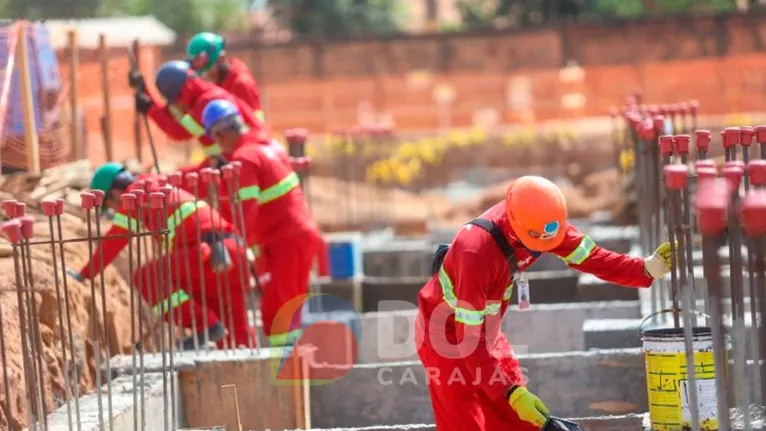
[0,217,143,431]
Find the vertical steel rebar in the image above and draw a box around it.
[660,135,681,327]
[158,187,177,430]
[0,214,14,431]
[674,135,699,326]
[132,188,148,429]
[185,173,211,349]
[742,187,766,408]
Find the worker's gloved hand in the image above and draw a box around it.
[508,386,549,427]
[66,268,84,283]
[135,92,153,114]
[644,241,676,279]
[128,70,145,90]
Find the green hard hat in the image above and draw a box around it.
[186,32,225,74]
[90,162,126,195]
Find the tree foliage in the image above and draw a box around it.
[268,0,406,38]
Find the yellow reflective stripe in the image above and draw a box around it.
[238,185,261,202]
[164,200,209,250]
[152,290,190,314]
[438,266,486,326]
[255,110,266,122]
[269,328,303,347]
[168,105,206,138]
[112,213,140,232]
[203,143,223,157]
[561,236,596,265]
[502,284,513,301]
[249,244,260,259]
[259,172,299,204]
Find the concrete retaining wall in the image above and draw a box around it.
[309,349,647,429]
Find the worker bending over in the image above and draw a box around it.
[71,162,254,349]
[129,60,267,172]
[417,176,674,431]
[201,99,322,347]
[186,32,264,121]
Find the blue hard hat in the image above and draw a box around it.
[202,99,241,134]
[155,60,191,103]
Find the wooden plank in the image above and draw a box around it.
[17,23,40,174]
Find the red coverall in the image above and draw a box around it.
[218,57,262,117]
[145,77,265,172]
[78,175,253,347]
[416,201,652,431]
[222,131,321,347]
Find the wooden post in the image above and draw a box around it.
[132,39,143,163]
[16,23,40,174]
[67,29,83,161]
[99,33,113,161]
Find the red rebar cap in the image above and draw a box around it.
[221,164,234,180]
[134,179,146,190]
[148,192,165,209]
[678,102,689,115]
[132,189,145,206]
[659,105,670,116]
[80,192,95,210]
[664,164,688,190]
[41,199,57,217]
[674,135,690,155]
[19,216,34,239]
[1,219,22,244]
[756,125,766,143]
[722,127,740,149]
[723,165,744,190]
[695,130,711,152]
[725,160,745,170]
[15,202,25,217]
[121,193,137,211]
[91,190,105,207]
[740,126,755,147]
[200,168,212,183]
[185,172,199,188]
[652,115,665,133]
[292,157,311,171]
[285,128,309,145]
[696,178,729,235]
[168,172,182,187]
[696,167,718,179]
[55,199,65,215]
[155,175,167,187]
[2,199,17,218]
[647,105,660,116]
[688,100,699,115]
[639,120,655,140]
[160,185,173,197]
[748,160,766,186]
[659,135,675,157]
[741,191,766,235]
[231,161,242,175]
[209,169,221,184]
[667,103,680,116]
[696,159,716,170]
[625,112,640,129]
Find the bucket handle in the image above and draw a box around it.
[638,308,711,333]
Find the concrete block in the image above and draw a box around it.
[309,349,648,428]
[584,318,643,350]
[361,276,427,312]
[313,278,363,313]
[363,241,432,277]
[576,273,641,301]
[44,373,172,431]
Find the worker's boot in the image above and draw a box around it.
[178,322,227,351]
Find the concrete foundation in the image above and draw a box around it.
[309,349,647,429]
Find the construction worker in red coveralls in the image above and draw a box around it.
[200,99,322,348]
[129,60,267,174]
[417,175,675,431]
[68,162,254,349]
[186,32,264,122]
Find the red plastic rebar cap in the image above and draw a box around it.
[231,161,242,175]
[132,189,145,206]
[625,112,640,128]
[678,102,689,115]
[667,104,680,115]
[1,219,22,244]
[695,159,716,169]
[659,105,670,116]
[221,164,234,180]
[647,105,660,116]
[41,199,57,217]
[148,192,165,209]
[748,160,766,186]
[155,175,168,187]
[723,165,744,190]
[740,126,755,147]
[185,172,199,188]
[285,128,309,145]
[168,172,182,187]
[55,199,65,215]
[80,192,95,209]
[695,130,711,152]
[134,179,146,190]
[639,120,655,141]
[14,202,25,217]
[756,125,766,143]
[659,135,675,157]
[91,190,105,207]
[674,135,691,155]
[210,169,220,183]
[160,185,173,197]
[696,179,729,235]
[741,191,766,234]
[664,164,688,190]
[199,168,212,183]
[725,160,745,170]
[121,193,137,211]
[19,216,34,239]
[722,127,740,149]
[2,199,17,218]
[696,167,718,179]
[688,100,699,115]
[652,115,665,133]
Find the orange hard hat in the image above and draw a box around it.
[505,176,568,252]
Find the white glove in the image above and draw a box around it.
[644,241,675,279]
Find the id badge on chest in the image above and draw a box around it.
[515,272,531,310]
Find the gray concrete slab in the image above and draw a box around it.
[108,348,275,375]
[44,372,173,431]
[309,349,647,429]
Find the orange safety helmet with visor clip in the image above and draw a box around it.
[505,175,568,252]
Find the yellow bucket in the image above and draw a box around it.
[642,327,724,431]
